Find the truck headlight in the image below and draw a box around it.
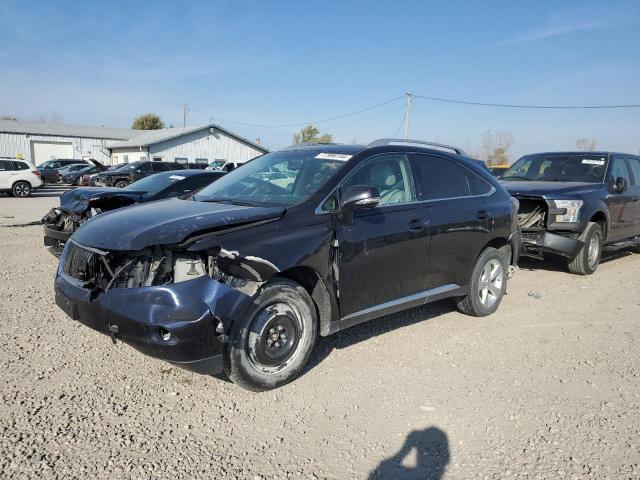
[554,200,583,223]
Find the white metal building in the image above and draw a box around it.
[107,124,267,166]
[0,120,268,166]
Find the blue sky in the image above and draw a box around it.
[1,0,639,159]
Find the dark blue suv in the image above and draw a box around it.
[502,152,640,274]
[54,139,520,390]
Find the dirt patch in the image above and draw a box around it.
[1,196,639,479]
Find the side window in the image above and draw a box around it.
[610,158,631,184]
[339,154,415,207]
[12,161,29,170]
[411,154,470,200]
[467,172,492,195]
[626,158,640,186]
[0,160,14,171]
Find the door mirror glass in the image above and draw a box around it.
[339,185,380,211]
[614,176,627,193]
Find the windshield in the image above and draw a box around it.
[124,172,185,194]
[117,162,142,172]
[502,154,608,183]
[206,160,227,171]
[193,151,348,207]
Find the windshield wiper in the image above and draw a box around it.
[200,198,256,206]
[502,175,530,181]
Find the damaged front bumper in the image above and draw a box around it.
[54,248,256,375]
[520,230,583,259]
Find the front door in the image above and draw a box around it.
[624,157,640,237]
[606,157,635,242]
[335,153,429,320]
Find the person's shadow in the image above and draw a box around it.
[368,427,450,480]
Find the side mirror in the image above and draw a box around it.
[339,185,380,224]
[614,176,627,193]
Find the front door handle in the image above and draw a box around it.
[408,219,425,231]
[476,210,490,220]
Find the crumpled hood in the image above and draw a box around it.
[59,187,146,215]
[72,198,285,251]
[501,181,600,198]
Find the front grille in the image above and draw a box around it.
[64,242,99,281]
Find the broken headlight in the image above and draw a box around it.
[554,200,583,223]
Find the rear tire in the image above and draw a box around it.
[114,180,129,188]
[12,181,32,198]
[568,222,602,275]
[456,247,507,317]
[224,278,317,391]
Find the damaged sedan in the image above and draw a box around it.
[42,170,225,255]
[54,139,521,391]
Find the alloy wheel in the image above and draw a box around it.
[477,259,504,308]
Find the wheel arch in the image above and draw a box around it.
[589,210,609,241]
[276,266,338,337]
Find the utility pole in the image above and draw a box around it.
[404,92,412,139]
[183,104,188,127]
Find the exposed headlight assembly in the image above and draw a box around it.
[554,200,583,223]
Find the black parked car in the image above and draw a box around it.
[95,161,186,188]
[43,170,225,255]
[60,164,107,185]
[501,151,640,274]
[54,139,521,391]
[38,159,91,184]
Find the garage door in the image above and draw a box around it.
[31,141,73,165]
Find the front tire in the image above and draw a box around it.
[456,247,507,317]
[114,180,129,188]
[12,181,32,198]
[568,222,602,275]
[224,278,317,391]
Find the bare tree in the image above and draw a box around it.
[476,130,514,166]
[292,125,333,144]
[576,138,597,151]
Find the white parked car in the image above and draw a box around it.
[0,158,44,197]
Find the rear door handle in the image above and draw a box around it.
[408,219,426,231]
[476,210,490,220]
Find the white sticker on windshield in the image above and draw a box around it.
[582,159,605,165]
[315,153,352,161]
[169,175,186,180]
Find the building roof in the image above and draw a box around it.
[0,119,141,140]
[107,123,268,153]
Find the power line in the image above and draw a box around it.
[188,95,406,128]
[393,109,407,137]
[413,94,640,109]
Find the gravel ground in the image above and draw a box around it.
[1,193,640,480]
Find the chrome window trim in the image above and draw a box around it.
[315,151,497,215]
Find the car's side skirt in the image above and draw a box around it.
[339,283,466,331]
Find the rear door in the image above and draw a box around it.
[606,156,635,242]
[410,154,495,289]
[335,153,429,320]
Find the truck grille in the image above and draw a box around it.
[63,241,100,281]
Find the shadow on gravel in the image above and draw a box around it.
[306,300,453,373]
[518,249,635,273]
[368,427,449,480]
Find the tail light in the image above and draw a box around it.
[32,170,41,177]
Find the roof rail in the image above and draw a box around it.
[367,138,467,156]
[280,142,338,151]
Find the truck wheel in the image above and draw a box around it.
[456,247,507,317]
[12,181,32,198]
[224,278,317,391]
[114,180,128,188]
[568,222,602,275]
